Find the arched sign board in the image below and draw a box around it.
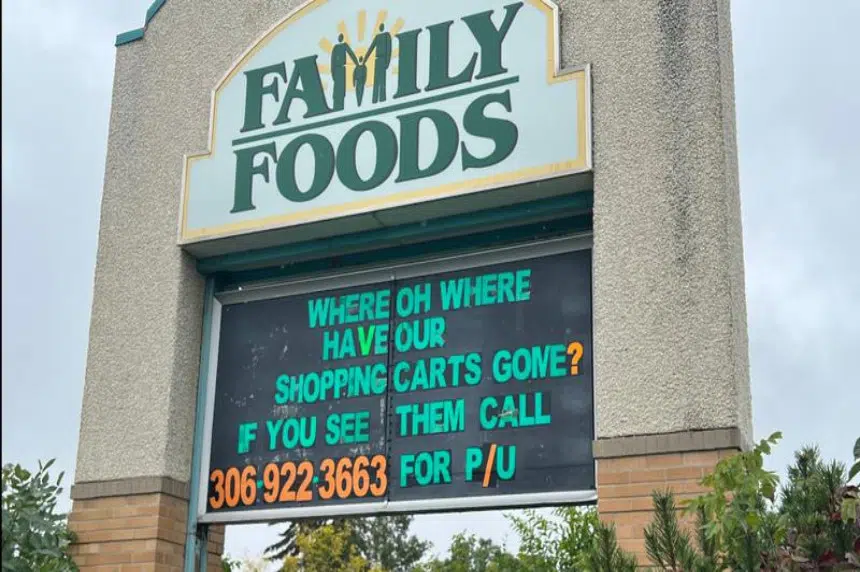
[198,239,595,524]
[189,0,595,525]
[179,0,591,256]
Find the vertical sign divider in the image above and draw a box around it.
[384,274,399,506]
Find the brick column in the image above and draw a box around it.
[594,429,743,566]
[68,478,223,571]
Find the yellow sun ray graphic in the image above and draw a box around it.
[337,20,351,44]
[317,9,403,97]
[373,10,388,35]
[358,10,367,42]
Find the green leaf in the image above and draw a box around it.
[745,512,761,528]
[854,437,860,460]
[842,497,858,523]
[849,460,860,482]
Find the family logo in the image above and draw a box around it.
[231,2,525,213]
[318,11,404,108]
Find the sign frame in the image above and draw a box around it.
[177,0,593,247]
[195,235,597,525]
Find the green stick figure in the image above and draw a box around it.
[367,23,392,104]
[354,56,368,106]
[331,33,358,111]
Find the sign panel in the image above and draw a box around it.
[180,0,591,244]
[199,241,595,523]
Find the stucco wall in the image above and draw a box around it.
[566,0,752,444]
[75,0,751,484]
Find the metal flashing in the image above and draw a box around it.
[115,0,167,46]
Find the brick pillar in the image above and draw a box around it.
[68,478,224,571]
[594,429,743,566]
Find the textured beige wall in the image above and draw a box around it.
[75,0,751,484]
[565,0,752,444]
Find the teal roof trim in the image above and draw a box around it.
[145,0,167,24]
[115,0,168,47]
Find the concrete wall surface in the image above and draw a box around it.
[75,0,751,485]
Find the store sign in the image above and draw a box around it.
[180,0,591,244]
[198,243,594,523]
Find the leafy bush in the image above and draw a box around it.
[507,506,598,571]
[577,520,637,572]
[1,459,77,571]
[282,523,380,572]
[640,434,860,570]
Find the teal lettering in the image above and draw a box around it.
[464,447,483,481]
[399,451,451,487]
[325,413,341,445]
[325,411,370,445]
[497,272,516,303]
[462,3,524,80]
[276,363,387,403]
[274,374,290,404]
[308,297,335,328]
[278,417,316,449]
[440,270,529,311]
[322,328,357,361]
[515,269,531,301]
[336,120,398,191]
[498,394,517,428]
[374,324,389,355]
[393,362,411,393]
[273,55,331,125]
[492,345,566,382]
[396,284,431,318]
[400,454,416,487]
[492,350,512,383]
[480,396,498,430]
[496,445,517,480]
[464,353,482,385]
[550,344,568,377]
[237,422,258,454]
[393,354,482,393]
[232,143,277,213]
[535,392,552,425]
[395,399,465,437]
[479,393,551,430]
[396,109,460,183]
[440,278,466,311]
[461,90,518,170]
[394,29,422,99]
[276,133,334,203]
[394,317,445,352]
[266,419,283,450]
[426,21,478,92]
[241,63,287,132]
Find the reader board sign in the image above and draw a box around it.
[198,241,595,523]
[180,0,591,244]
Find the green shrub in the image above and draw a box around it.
[1,459,77,571]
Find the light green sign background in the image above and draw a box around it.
[180,0,591,244]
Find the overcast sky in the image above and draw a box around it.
[2,0,858,567]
